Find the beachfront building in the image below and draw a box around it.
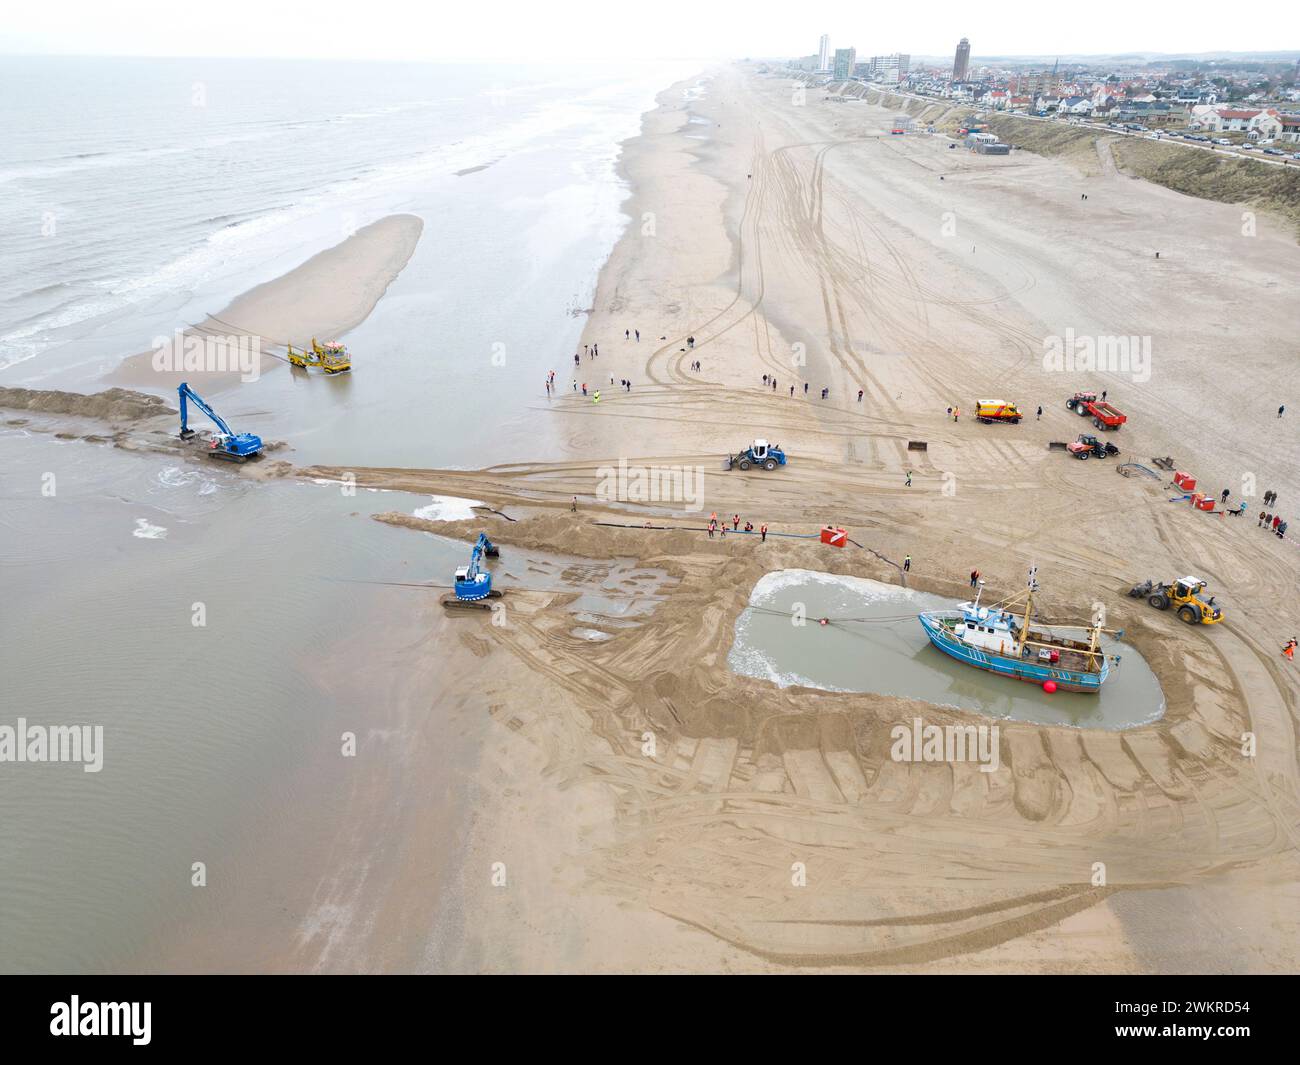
[819,34,830,73]
[833,48,857,82]
[869,53,910,84]
[953,38,971,83]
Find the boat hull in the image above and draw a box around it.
[919,612,1106,693]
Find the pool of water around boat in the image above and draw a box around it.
[728,570,1165,730]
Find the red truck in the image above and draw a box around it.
[1065,391,1126,431]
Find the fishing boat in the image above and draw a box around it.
[917,569,1120,693]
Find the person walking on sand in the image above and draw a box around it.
[1273,515,1281,533]
[905,470,912,487]
[903,555,911,572]
[707,519,715,539]
[625,329,629,340]
[954,406,960,422]
[1036,405,1042,420]
[760,523,767,543]
[1260,510,1269,527]
[947,406,952,419]
[635,329,640,341]
[581,383,587,396]
[1101,390,1107,401]
[804,382,809,395]
[858,389,864,403]
[790,385,794,397]
[571,496,577,512]
[593,390,600,404]
[1279,405,1286,418]
[732,514,739,531]
[970,568,980,588]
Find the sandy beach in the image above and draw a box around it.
[7,63,1300,975]
[346,65,1300,972]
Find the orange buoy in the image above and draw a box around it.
[1043,680,1057,694]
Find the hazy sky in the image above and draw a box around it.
[1,0,1293,61]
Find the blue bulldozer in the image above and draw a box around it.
[177,382,264,461]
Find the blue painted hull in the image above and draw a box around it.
[919,612,1106,693]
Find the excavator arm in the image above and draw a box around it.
[178,382,235,438]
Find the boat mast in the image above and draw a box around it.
[1015,566,1039,655]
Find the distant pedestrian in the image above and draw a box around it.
[707,519,715,539]
[804,383,809,395]
[790,385,794,396]
[760,523,767,543]
[903,555,911,572]
[1279,406,1286,418]
[947,406,952,418]
[1155,252,1160,259]
[1279,520,1288,540]
[1221,488,1230,503]
[687,336,695,349]
[635,329,640,341]
[1260,510,1268,526]
[571,496,577,512]
[905,470,912,487]
[733,514,739,531]
[625,329,630,339]
[763,374,769,385]
[857,389,864,402]
[582,383,587,396]
[1273,515,1281,531]
[1036,405,1042,420]
[593,390,600,403]
[1283,639,1297,661]
[954,406,960,422]
[970,569,980,588]
[1101,390,1107,401]
[574,353,580,366]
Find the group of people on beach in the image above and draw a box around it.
[706,512,766,542]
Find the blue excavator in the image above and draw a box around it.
[177,381,264,462]
[442,532,502,610]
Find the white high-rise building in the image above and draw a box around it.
[818,34,830,73]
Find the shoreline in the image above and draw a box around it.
[106,213,424,396]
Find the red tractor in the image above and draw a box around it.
[1065,391,1126,430]
[1066,433,1120,460]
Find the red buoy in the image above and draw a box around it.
[819,618,829,626]
[1043,680,1057,694]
